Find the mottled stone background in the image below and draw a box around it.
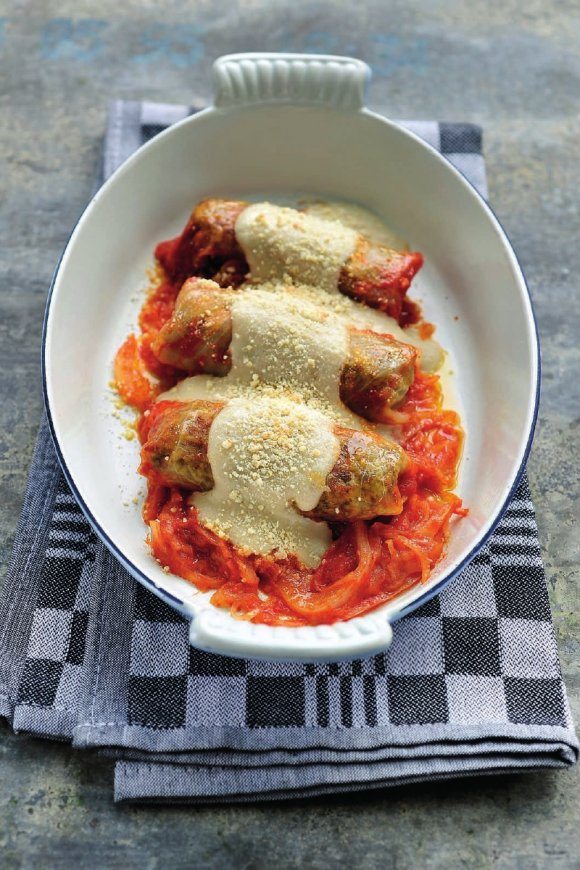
[1,1,578,867]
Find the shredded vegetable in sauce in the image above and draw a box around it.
[114,199,466,626]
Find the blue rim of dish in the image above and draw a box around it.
[41,233,190,616]
[40,113,542,636]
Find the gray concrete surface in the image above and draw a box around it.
[1,1,579,867]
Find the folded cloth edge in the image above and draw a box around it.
[114,753,573,804]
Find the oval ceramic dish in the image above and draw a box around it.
[43,53,539,662]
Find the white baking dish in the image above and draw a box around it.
[42,53,539,661]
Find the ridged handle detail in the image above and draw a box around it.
[213,53,370,110]
[189,607,392,662]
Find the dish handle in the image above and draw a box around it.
[212,52,371,111]
[189,607,393,662]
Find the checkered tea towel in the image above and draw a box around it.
[0,102,577,804]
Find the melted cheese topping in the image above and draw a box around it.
[303,200,406,251]
[158,200,443,567]
[192,396,339,567]
[235,201,442,372]
[160,283,361,428]
[235,202,358,292]
[229,286,349,406]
